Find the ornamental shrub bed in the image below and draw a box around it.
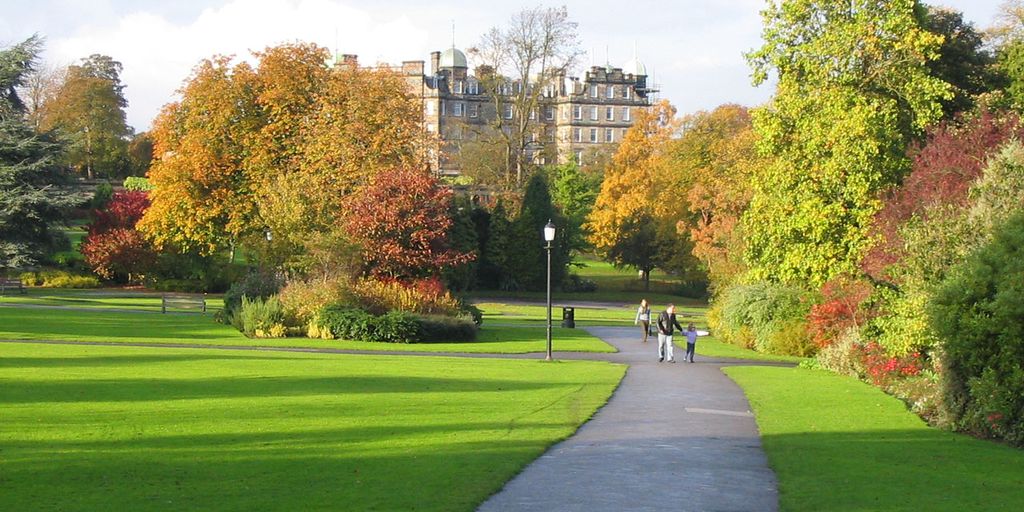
[313,306,477,344]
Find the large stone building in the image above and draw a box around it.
[342,47,655,175]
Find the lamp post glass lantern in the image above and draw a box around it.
[544,220,555,361]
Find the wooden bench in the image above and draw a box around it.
[0,278,26,295]
[161,293,206,314]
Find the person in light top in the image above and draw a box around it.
[684,323,699,363]
[634,298,652,343]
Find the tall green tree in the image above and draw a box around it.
[548,161,600,254]
[443,195,480,291]
[923,6,1002,118]
[0,36,77,269]
[743,0,951,287]
[40,54,131,178]
[481,201,511,289]
[507,173,569,291]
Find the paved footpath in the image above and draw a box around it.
[477,326,780,512]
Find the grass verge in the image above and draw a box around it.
[0,342,624,511]
[724,366,1024,511]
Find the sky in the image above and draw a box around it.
[0,0,1007,132]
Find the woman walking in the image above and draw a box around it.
[634,299,652,343]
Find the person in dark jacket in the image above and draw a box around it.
[657,304,683,363]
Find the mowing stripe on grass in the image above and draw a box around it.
[0,342,625,511]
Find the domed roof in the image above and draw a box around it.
[622,56,646,77]
[440,47,467,68]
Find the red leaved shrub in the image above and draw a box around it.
[81,190,156,283]
[863,110,1024,278]
[344,167,473,281]
[807,279,871,348]
[858,341,924,387]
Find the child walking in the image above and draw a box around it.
[684,323,699,363]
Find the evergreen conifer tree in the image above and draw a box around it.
[1,36,77,270]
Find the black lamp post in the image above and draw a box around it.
[544,220,556,361]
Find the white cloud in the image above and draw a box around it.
[46,0,431,131]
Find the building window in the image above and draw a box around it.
[589,128,597,143]
[500,82,512,95]
[454,80,463,94]
[622,86,630,99]
[575,150,584,164]
[623,107,631,122]
[514,81,522,94]
[606,107,614,121]
[606,85,615,99]
[574,127,582,142]
[622,128,629,140]
[590,106,598,121]
[426,101,435,115]
[454,102,464,117]
[529,108,537,120]
[605,128,613,143]
[469,103,479,118]
[573,105,582,120]
[589,84,598,98]
[545,106,554,120]
[467,80,479,95]
[504,104,513,119]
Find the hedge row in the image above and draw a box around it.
[315,306,477,344]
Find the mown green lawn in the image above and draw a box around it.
[0,342,624,511]
[725,366,1024,511]
[0,306,614,353]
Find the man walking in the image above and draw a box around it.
[657,304,683,363]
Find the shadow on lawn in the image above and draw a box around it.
[0,374,565,403]
[0,353,312,368]
[763,429,1024,511]
[1,426,560,512]
[0,309,240,341]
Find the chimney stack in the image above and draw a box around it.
[430,51,441,75]
[340,54,358,69]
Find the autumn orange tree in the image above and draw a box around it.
[138,56,258,257]
[672,104,758,293]
[140,43,430,272]
[38,54,132,178]
[587,100,692,290]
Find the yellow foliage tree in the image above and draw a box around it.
[138,56,259,255]
[139,43,429,268]
[586,100,687,289]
